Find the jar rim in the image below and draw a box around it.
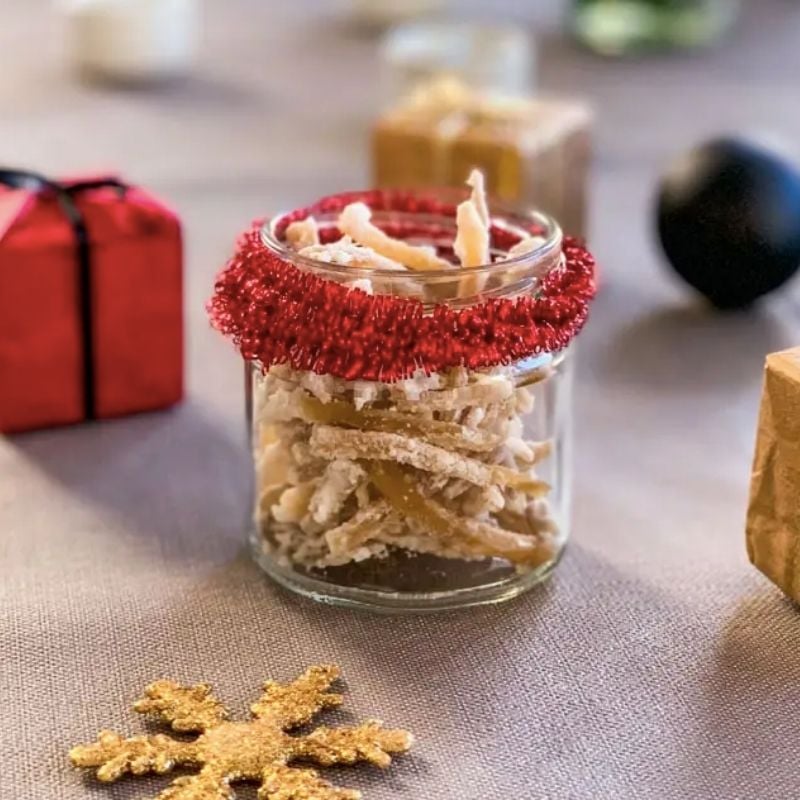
[259,188,563,282]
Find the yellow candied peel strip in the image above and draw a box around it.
[367,462,556,568]
[295,393,501,453]
[338,202,452,272]
[309,425,550,495]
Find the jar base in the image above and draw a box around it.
[249,530,562,613]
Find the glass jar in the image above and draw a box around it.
[212,190,595,611]
[380,21,536,103]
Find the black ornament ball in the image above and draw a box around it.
[656,137,800,309]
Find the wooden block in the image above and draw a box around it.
[746,347,800,602]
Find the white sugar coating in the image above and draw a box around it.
[309,459,366,526]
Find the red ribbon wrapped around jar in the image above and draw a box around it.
[0,170,183,433]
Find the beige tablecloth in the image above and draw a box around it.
[3,2,800,798]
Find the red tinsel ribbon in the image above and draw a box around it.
[208,191,597,383]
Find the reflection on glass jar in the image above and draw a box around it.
[211,189,596,611]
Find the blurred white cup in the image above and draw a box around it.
[61,0,199,82]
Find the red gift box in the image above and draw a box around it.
[0,170,183,433]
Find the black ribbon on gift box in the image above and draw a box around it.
[0,168,127,420]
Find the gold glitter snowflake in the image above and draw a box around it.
[69,665,412,800]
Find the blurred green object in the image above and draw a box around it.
[572,0,741,54]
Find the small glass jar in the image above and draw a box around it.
[213,190,595,611]
[380,20,536,103]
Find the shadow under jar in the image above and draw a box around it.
[211,189,596,611]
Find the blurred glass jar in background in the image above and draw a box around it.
[572,0,742,55]
[381,21,536,103]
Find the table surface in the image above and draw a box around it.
[3,2,800,799]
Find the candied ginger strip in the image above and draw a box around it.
[338,202,451,272]
[324,501,393,558]
[495,508,559,538]
[259,389,501,453]
[272,481,318,524]
[302,393,500,452]
[310,426,549,494]
[368,462,555,567]
[466,168,489,227]
[454,169,491,297]
[286,217,320,250]
[394,374,515,413]
[454,201,489,270]
[299,237,406,271]
[327,509,514,564]
[308,460,366,526]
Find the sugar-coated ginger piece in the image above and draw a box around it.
[338,202,451,272]
[323,501,393,559]
[256,439,293,494]
[259,389,501,453]
[394,373,515,412]
[285,217,320,250]
[310,425,550,495]
[301,393,500,452]
[308,460,366,525]
[466,168,490,227]
[454,169,491,296]
[272,481,318,524]
[454,201,490,269]
[368,462,556,568]
[299,236,406,271]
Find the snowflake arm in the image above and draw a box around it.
[134,680,228,732]
[159,767,233,800]
[69,730,198,782]
[293,721,414,768]
[259,765,360,800]
[250,665,343,727]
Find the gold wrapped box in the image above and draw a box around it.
[746,347,800,602]
[371,79,593,238]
